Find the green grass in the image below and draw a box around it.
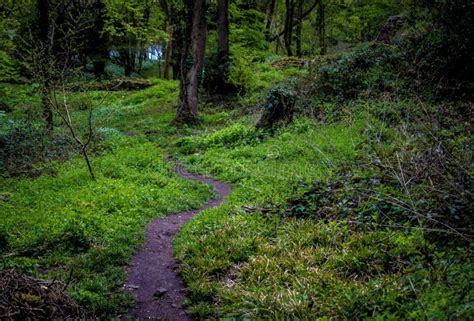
[173,113,473,319]
[1,67,472,320]
[0,134,214,315]
[0,80,217,316]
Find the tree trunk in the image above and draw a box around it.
[270,0,318,42]
[216,0,230,92]
[284,0,295,56]
[296,0,303,57]
[124,57,132,77]
[176,0,207,124]
[163,26,173,80]
[265,0,276,41]
[37,0,53,132]
[317,0,326,55]
[41,87,53,132]
[92,0,108,79]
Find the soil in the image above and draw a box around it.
[121,163,231,320]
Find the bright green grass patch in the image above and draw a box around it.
[0,134,214,316]
[173,116,473,319]
[69,79,179,138]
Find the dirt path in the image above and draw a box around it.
[122,163,231,321]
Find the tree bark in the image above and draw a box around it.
[296,0,303,57]
[92,0,108,78]
[123,50,132,77]
[163,26,173,80]
[37,0,53,132]
[217,0,229,73]
[216,0,230,92]
[265,0,276,41]
[284,0,295,56]
[270,0,318,42]
[176,0,207,124]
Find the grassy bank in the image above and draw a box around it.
[0,81,215,316]
[173,105,473,319]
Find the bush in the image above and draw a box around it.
[305,44,408,100]
[228,52,256,94]
[0,121,50,176]
[256,85,296,133]
[105,63,125,79]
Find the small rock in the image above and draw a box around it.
[154,288,168,298]
[124,284,139,290]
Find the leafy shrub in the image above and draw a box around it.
[58,214,97,252]
[0,121,49,176]
[281,173,409,226]
[174,109,472,319]
[228,52,255,94]
[403,0,474,99]
[305,44,408,100]
[92,127,126,153]
[0,120,82,176]
[104,63,125,79]
[256,85,296,133]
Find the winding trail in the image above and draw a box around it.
[122,163,231,321]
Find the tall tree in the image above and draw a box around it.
[37,0,53,132]
[265,0,276,41]
[176,0,207,123]
[296,0,303,57]
[90,0,109,78]
[270,0,318,43]
[162,25,172,79]
[317,0,326,55]
[216,0,230,92]
[284,0,295,56]
[104,0,165,77]
[159,0,173,80]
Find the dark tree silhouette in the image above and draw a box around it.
[216,0,230,92]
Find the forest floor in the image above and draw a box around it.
[1,65,472,320]
[123,163,230,320]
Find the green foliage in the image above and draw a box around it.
[0,135,213,316]
[103,0,166,75]
[1,1,472,319]
[173,106,473,319]
[176,123,259,155]
[329,0,401,43]
[256,84,296,133]
[229,4,268,52]
[0,13,19,82]
[282,174,409,226]
[104,0,166,45]
[0,79,215,316]
[0,120,58,176]
[104,63,125,78]
[305,43,408,100]
[403,0,474,98]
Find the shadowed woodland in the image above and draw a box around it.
[0,0,473,319]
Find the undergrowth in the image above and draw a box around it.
[0,81,216,317]
[173,106,473,319]
[1,49,472,320]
